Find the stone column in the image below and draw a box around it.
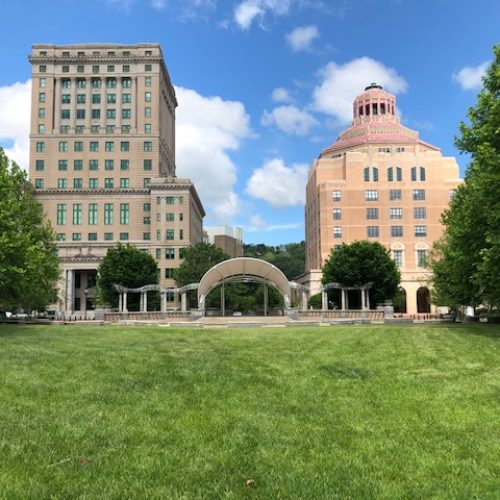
[366,289,370,310]
[361,288,366,310]
[322,291,328,310]
[66,270,74,314]
[123,292,128,313]
[263,284,268,316]
[181,292,187,312]
[220,282,225,317]
[118,293,123,312]
[302,291,308,311]
[161,292,167,312]
[142,292,148,312]
[340,289,346,310]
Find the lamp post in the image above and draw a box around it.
[84,288,88,320]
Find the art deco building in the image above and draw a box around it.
[28,43,205,314]
[304,84,462,314]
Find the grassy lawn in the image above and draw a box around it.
[1,323,500,498]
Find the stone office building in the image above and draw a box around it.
[304,84,462,314]
[28,43,205,315]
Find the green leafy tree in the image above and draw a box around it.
[321,241,400,307]
[97,244,159,310]
[430,45,500,308]
[0,148,59,312]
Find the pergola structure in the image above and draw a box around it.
[320,282,374,311]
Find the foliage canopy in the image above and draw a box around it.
[0,148,59,311]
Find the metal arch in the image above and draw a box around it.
[197,257,292,310]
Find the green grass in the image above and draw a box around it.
[1,323,500,499]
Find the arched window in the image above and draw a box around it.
[364,167,370,182]
[411,166,417,181]
[419,166,426,181]
[373,167,379,182]
[396,166,402,181]
[387,167,393,182]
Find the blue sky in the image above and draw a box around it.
[0,0,498,244]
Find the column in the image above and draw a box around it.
[139,293,143,311]
[221,282,225,317]
[143,292,148,312]
[366,290,370,310]
[119,293,123,312]
[263,284,268,316]
[123,292,128,313]
[361,288,366,310]
[66,270,74,314]
[322,291,328,310]
[302,291,308,311]
[340,289,346,311]
[161,292,167,312]
[181,292,187,312]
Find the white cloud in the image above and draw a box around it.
[175,86,252,223]
[261,105,318,135]
[234,0,292,29]
[246,158,308,207]
[0,80,31,170]
[150,0,166,10]
[247,214,303,232]
[452,61,489,90]
[312,57,408,124]
[286,25,320,52]
[271,87,293,103]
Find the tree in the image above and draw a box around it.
[96,244,159,310]
[429,45,500,308]
[173,243,230,308]
[321,241,400,307]
[0,148,59,312]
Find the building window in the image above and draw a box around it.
[417,249,428,267]
[75,125,84,134]
[143,159,152,171]
[166,213,174,222]
[39,92,46,103]
[122,65,130,73]
[387,167,393,182]
[39,65,47,73]
[76,109,85,120]
[120,159,129,171]
[105,159,114,170]
[106,78,116,89]
[104,232,113,241]
[415,225,427,237]
[58,160,68,171]
[145,124,152,134]
[364,167,370,182]
[62,79,71,89]
[35,179,44,189]
[105,141,114,152]
[89,160,99,171]
[166,196,174,205]
[57,178,67,189]
[74,141,83,152]
[390,208,403,219]
[77,65,84,73]
[73,178,83,189]
[122,109,131,119]
[88,233,98,241]
[104,178,114,189]
[92,78,101,89]
[143,216,151,225]
[77,79,86,89]
[367,226,379,238]
[449,188,457,200]
[166,229,174,240]
[144,141,153,152]
[120,178,129,188]
[122,78,132,88]
[57,233,66,241]
[36,142,45,153]
[420,166,426,181]
[89,204,98,225]
[145,64,152,72]
[91,125,100,133]
[38,108,45,119]
[165,249,175,259]
[413,189,426,201]
[119,233,129,241]
[104,204,113,225]
[107,109,116,119]
[143,233,151,241]
[121,125,131,133]
[72,233,82,242]
[122,93,132,104]
[332,208,342,220]
[56,204,66,225]
[76,94,86,104]
[396,147,405,153]
[145,107,151,118]
[396,167,402,182]
[62,65,69,73]
[145,92,152,102]
[120,141,129,152]
[35,159,44,171]
[414,207,426,219]
[107,65,115,73]
[92,65,100,74]
[143,178,151,188]
[332,190,341,201]
[392,250,403,268]
[333,226,342,239]
[120,203,129,225]
[145,76,152,87]
[165,268,175,279]
[92,94,101,104]
[92,109,101,119]
[38,124,45,134]
[389,189,402,201]
[61,109,70,119]
[73,203,82,225]
[107,93,116,104]
[391,225,403,237]
[90,141,99,152]
[366,208,378,220]
[143,203,151,212]
[156,230,161,241]
[365,189,378,201]
[179,229,184,240]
